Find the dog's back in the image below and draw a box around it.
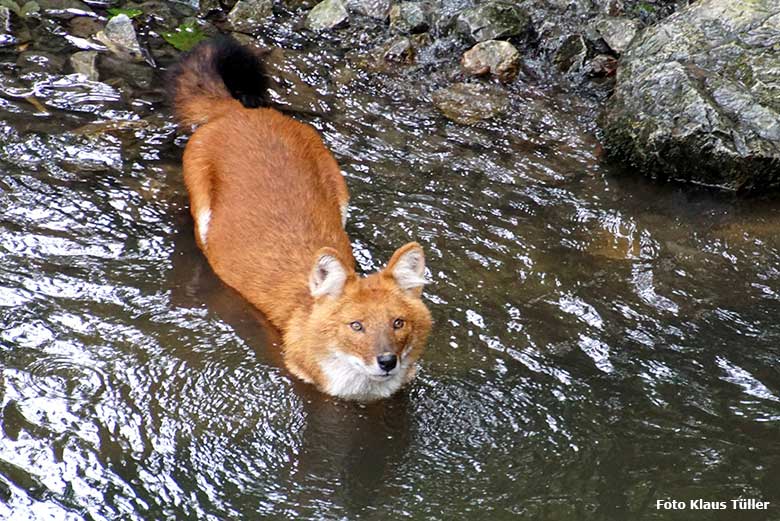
[170,37,351,328]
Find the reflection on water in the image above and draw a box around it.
[2,8,780,521]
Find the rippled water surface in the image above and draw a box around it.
[2,7,780,521]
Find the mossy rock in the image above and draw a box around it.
[599,0,780,191]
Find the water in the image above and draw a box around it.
[2,7,780,521]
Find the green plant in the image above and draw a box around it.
[0,0,39,18]
[161,22,207,51]
[107,7,144,19]
[634,1,657,14]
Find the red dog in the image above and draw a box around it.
[169,37,432,401]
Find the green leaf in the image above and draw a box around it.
[635,1,656,13]
[20,1,39,16]
[161,22,207,52]
[0,0,21,16]
[107,7,143,19]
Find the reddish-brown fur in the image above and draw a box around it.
[171,39,432,401]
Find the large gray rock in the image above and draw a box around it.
[305,0,349,30]
[455,1,531,43]
[600,0,780,191]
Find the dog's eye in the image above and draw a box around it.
[393,318,405,329]
[349,321,363,332]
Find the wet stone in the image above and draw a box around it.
[100,54,154,89]
[133,1,181,30]
[549,0,593,15]
[305,0,349,30]
[38,0,94,19]
[626,0,679,25]
[432,82,509,125]
[229,32,261,48]
[16,51,66,75]
[284,0,318,9]
[584,53,618,77]
[461,39,520,81]
[389,2,432,34]
[590,16,639,54]
[433,0,470,33]
[553,34,587,73]
[69,51,99,81]
[347,0,389,20]
[228,0,274,32]
[595,0,624,15]
[199,0,222,15]
[354,33,430,71]
[67,15,103,39]
[455,1,531,43]
[95,14,144,62]
[382,35,414,64]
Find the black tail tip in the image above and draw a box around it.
[211,34,271,109]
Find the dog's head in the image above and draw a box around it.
[287,242,432,401]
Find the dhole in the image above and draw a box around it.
[169,36,432,401]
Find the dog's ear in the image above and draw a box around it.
[384,242,428,297]
[309,248,348,299]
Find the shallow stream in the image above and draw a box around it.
[1,6,780,520]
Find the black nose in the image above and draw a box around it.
[377,353,397,372]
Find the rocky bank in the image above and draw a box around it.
[0,0,775,192]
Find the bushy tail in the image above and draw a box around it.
[168,35,270,126]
